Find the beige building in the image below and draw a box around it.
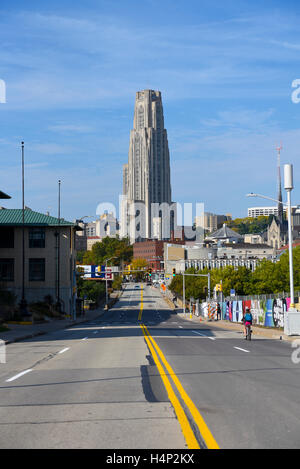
[0,208,80,317]
[244,233,265,244]
[164,243,186,274]
[87,236,102,251]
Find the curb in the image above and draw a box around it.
[1,309,106,346]
[176,313,296,342]
[1,289,124,346]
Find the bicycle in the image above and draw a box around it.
[245,322,252,341]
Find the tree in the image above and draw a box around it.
[77,280,105,304]
[131,258,148,281]
[80,237,133,266]
[225,216,270,235]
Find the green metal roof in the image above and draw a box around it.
[0,209,76,227]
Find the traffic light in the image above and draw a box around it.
[148,268,152,277]
[172,268,176,277]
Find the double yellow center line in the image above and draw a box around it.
[138,284,219,450]
[138,284,143,321]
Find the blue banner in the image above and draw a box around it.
[264,299,274,327]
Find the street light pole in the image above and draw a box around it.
[56,179,61,313]
[182,271,211,315]
[284,164,295,308]
[19,141,29,317]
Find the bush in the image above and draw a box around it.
[78,280,106,304]
[0,288,17,322]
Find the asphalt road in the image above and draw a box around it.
[0,282,299,449]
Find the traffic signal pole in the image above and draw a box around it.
[181,272,211,315]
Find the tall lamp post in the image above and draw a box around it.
[19,141,29,317]
[56,179,62,313]
[283,164,295,309]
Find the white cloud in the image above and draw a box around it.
[30,143,75,155]
[48,123,95,134]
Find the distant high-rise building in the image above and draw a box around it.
[121,90,174,241]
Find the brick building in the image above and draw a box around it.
[133,235,185,272]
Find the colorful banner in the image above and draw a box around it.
[272,298,286,328]
[221,302,227,320]
[228,301,233,322]
[264,299,274,327]
[232,301,243,322]
[251,299,266,325]
[212,296,291,328]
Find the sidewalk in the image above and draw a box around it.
[158,291,299,342]
[175,310,297,342]
[0,290,123,345]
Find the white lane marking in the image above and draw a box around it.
[58,347,70,354]
[178,325,183,328]
[93,331,99,334]
[82,337,88,341]
[192,330,216,340]
[6,369,33,382]
[234,347,250,353]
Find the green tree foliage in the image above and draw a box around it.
[225,216,272,235]
[77,279,106,303]
[131,258,148,281]
[169,266,252,300]
[80,237,133,266]
[112,274,123,290]
[249,247,300,294]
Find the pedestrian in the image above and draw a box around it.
[217,303,221,321]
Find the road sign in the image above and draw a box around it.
[106,267,112,280]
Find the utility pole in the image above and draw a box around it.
[284,165,294,308]
[55,180,62,313]
[19,141,29,317]
[182,271,211,315]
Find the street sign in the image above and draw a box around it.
[106,267,112,280]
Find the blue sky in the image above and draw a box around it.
[1,0,300,222]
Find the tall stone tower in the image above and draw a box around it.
[121,90,174,241]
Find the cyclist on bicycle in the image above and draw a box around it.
[243,306,253,338]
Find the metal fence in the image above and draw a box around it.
[224,291,300,302]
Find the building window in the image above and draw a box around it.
[0,227,14,248]
[29,258,45,281]
[0,258,14,281]
[29,227,45,248]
